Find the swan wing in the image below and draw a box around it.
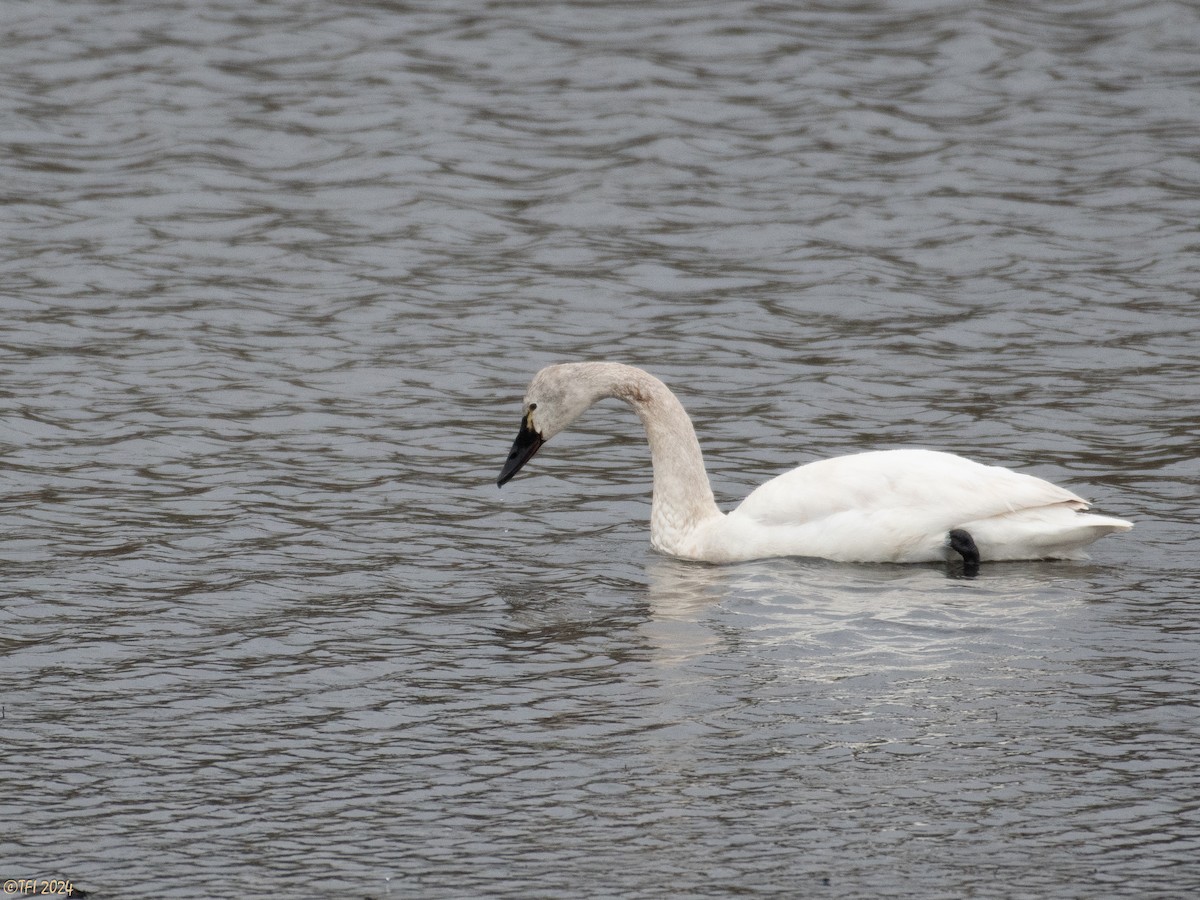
[732,449,1086,527]
[718,449,1103,562]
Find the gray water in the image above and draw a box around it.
[2,0,1199,897]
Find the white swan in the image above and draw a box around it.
[496,362,1132,567]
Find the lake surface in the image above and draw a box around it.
[2,0,1199,897]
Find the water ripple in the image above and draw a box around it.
[2,0,1199,897]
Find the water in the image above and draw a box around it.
[2,0,1198,897]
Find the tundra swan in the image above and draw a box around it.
[496,362,1132,567]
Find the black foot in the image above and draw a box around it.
[948,528,981,577]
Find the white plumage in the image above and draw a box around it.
[497,362,1131,566]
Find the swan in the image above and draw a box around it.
[496,362,1132,567]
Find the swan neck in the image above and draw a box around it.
[608,368,721,554]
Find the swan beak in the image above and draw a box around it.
[497,416,545,486]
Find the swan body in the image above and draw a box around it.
[496,362,1131,565]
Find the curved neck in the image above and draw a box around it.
[602,366,722,552]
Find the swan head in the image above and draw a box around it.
[496,363,607,487]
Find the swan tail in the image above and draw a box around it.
[962,507,1133,561]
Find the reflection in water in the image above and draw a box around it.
[651,554,1136,686]
[644,557,736,617]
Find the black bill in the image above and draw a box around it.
[497,416,545,486]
